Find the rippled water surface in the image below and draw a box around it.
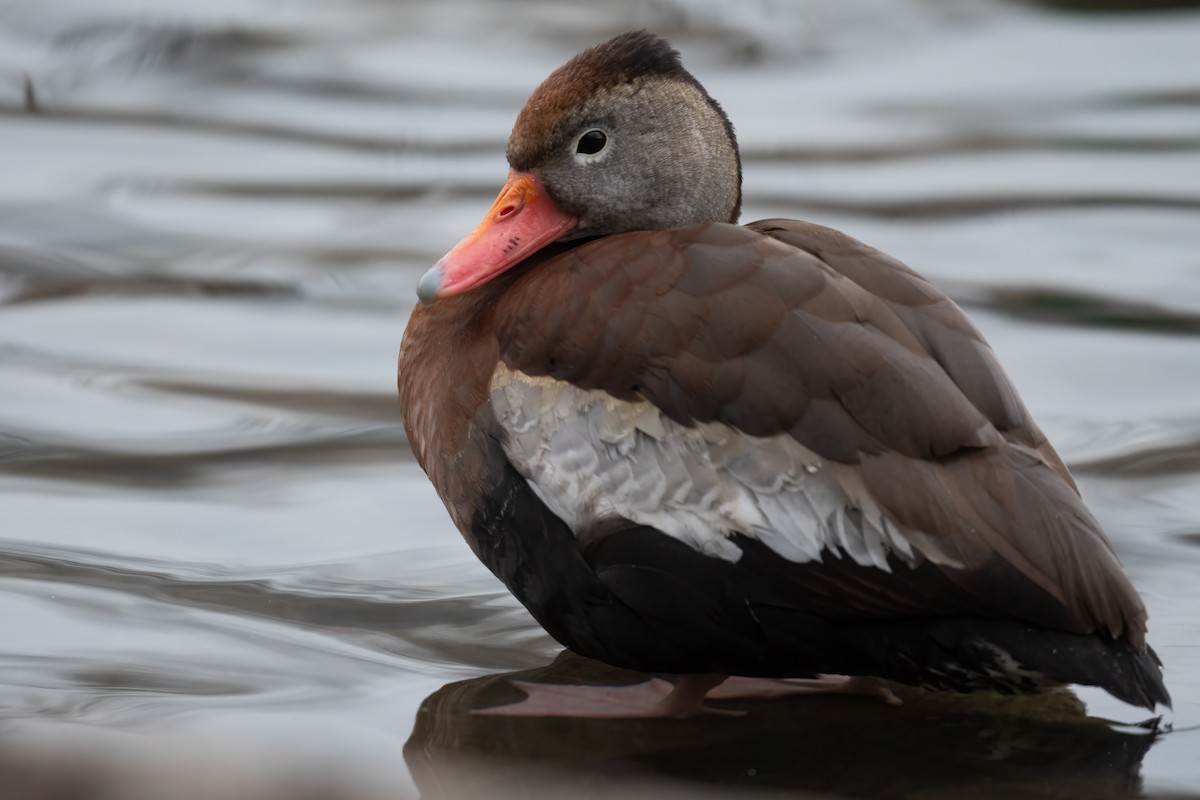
[1,1,1199,798]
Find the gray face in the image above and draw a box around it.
[517,78,742,239]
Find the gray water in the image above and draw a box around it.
[1,1,1199,798]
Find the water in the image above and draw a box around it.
[1,1,1198,797]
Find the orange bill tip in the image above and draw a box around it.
[417,171,577,304]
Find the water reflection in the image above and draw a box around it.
[0,540,550,675]
[405,651,1160,800]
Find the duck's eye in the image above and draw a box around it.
[575,130,607,156]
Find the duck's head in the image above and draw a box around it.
[418,31,742,304]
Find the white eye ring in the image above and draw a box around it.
[573,129,609,164]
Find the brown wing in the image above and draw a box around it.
[493,220,1148,645]
[750,218,1078,490]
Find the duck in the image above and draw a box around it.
[397,31,1169,717]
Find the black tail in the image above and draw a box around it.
[845,619,1171,711]
[995,627,1171,711]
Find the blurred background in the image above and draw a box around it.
[1,1,1199,798]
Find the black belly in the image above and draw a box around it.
[468,461,1168,710]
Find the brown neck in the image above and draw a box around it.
[397,240,581,532]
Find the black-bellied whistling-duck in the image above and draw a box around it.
[397,31,1169,717]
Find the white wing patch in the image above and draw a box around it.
[490,364,916,570]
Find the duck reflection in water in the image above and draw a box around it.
[403,651,1160,800]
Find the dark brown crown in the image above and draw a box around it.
[508,32,723,171]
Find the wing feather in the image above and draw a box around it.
[491,220,1147,644]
